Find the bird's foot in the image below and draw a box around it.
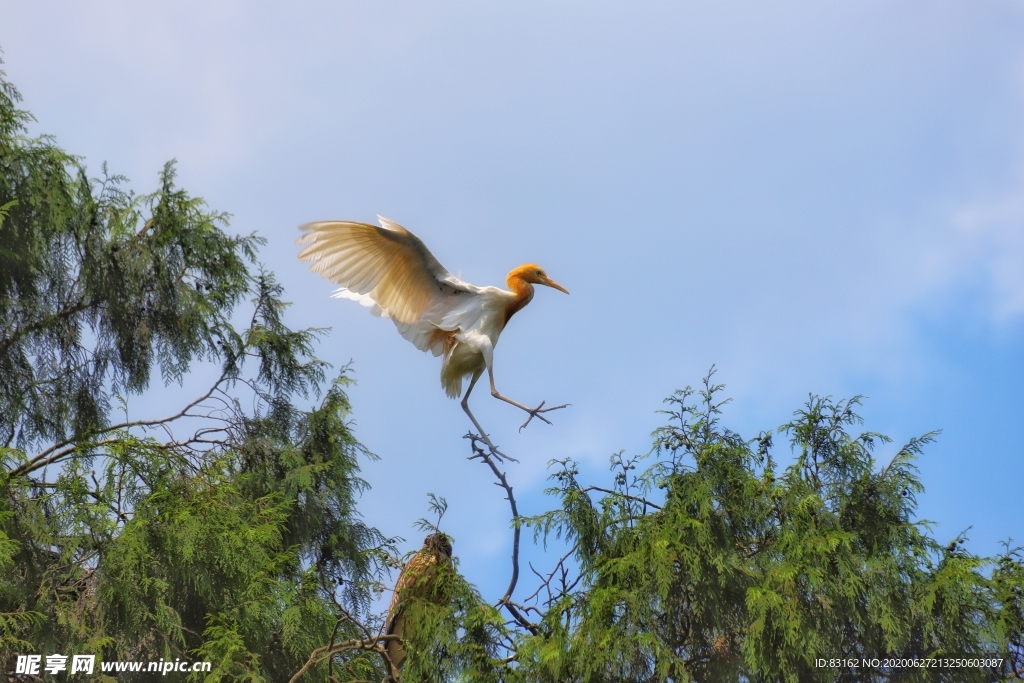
[518,401,570,432]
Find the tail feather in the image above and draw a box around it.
[442,370,463,399]
[439,341,485,399]
[385,617,406,671]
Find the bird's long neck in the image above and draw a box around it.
[504,274,535,324]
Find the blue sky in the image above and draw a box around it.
[3,1,1022,602]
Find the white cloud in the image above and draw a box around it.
[944,185,1024,320]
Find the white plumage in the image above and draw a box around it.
[297,216,569,429]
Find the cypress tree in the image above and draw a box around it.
[0,62,391,681]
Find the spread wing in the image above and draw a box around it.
[297,217,479,353]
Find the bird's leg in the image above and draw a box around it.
[487,366,569,432]
[462,372,517,463]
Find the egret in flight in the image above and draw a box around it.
[297,216,569,434]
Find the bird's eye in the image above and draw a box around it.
[536,270,544,277]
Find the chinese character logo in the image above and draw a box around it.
[16,654,95,676]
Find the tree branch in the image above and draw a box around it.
[464,432,539,635]
[10,368,232,479]
[0,300,92,356]
[580,485,663,511]
[287,635,402,683]
[524,544,578,605]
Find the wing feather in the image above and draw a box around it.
[297,217,479,352]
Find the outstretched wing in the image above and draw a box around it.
[297,217,478,353]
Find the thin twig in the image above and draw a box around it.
[12,368,232,479]
[580,486,663,510]
[524,544,578,604]
[287,635,402,683]
[464,432,539,635]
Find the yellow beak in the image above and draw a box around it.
[542,277,570,295]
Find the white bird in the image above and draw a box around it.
[296,216,569,434]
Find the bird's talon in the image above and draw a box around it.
[518,401,569,431]
[299,219,571,440]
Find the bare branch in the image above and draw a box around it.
[464,432,540,635]
[288,635,402,683]
[524,543,578,604]
[11,368,233,479]
[580,485,663,511]
[14,438,123,480]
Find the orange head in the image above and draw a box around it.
[507,263,570,294]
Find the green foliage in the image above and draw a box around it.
[2,57,1021,683]
[0,62,393,681]
[396,554,507,683]
[510,371,1024,682]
